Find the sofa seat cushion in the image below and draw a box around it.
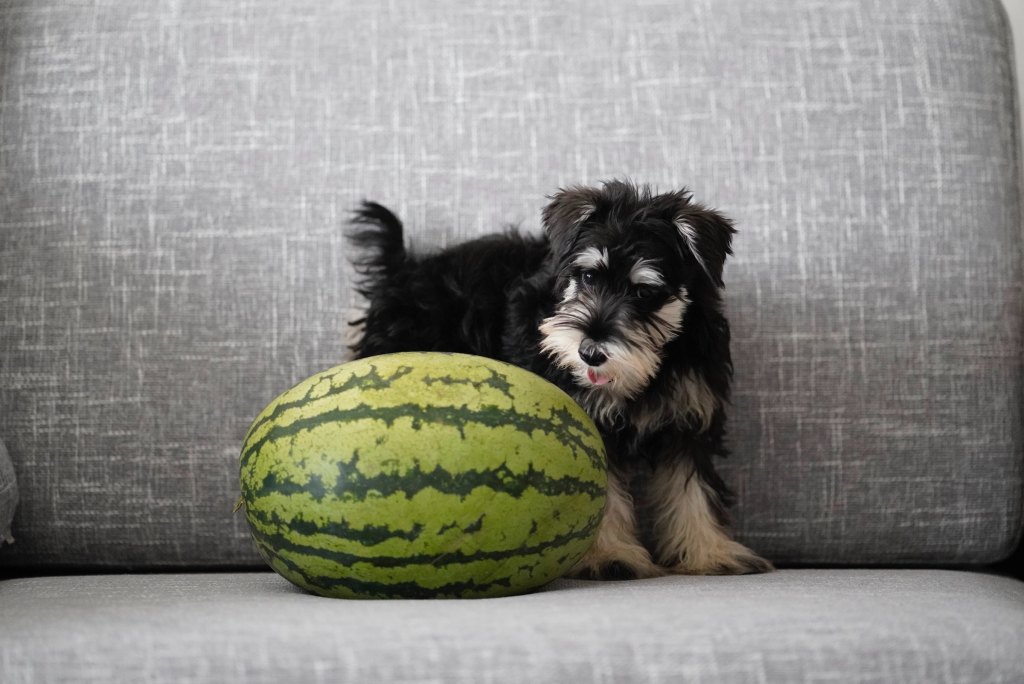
[1,0,1021,572]
[1,570,1021,682]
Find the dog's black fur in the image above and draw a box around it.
[348,180,772,578]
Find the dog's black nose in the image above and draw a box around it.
[579,340,607,367]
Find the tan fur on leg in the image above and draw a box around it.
[650,459,773,575]
[568,470,665,579]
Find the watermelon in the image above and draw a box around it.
[238,352,606,599]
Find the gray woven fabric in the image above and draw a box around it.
[0,570,1022,683]
[0,440,16,545]
[0,0,1021,567]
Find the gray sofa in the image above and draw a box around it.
[2,0,1023,681]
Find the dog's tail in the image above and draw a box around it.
[348,201,407,293]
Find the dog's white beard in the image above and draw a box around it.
[539,288,689,424]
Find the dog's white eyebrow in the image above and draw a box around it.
[574,247,609,270]
[630,260,665,286]
[562,277,579,302]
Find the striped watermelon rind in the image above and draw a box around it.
[239,352,607,599]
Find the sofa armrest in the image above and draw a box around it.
[1002,540,1024,579]
[0,438,18,545]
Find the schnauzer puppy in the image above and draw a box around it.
[347,180,773,578]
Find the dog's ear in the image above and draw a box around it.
[669,192,736,288]
[542,185,603,257]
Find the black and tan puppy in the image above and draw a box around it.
[347,180,772,578]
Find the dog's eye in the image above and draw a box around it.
[581,270,597,286]
[634,285,657,299]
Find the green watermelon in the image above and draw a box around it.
[238,352,606,599]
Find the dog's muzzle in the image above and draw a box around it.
[578,338,613,386]
[578,338,607,367]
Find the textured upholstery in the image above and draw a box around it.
[0,0,1021,568]
[1,570,1022,683]
[0,440,16,545]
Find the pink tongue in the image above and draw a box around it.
[587,368,611,386]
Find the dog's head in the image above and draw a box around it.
[538,180,735,404]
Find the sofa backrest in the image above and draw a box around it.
[0,0,1020,569]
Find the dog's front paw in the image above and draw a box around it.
[567,557,667,581]
[567,542,666,581]
[567,560,646,581]
[663,539,774,576]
